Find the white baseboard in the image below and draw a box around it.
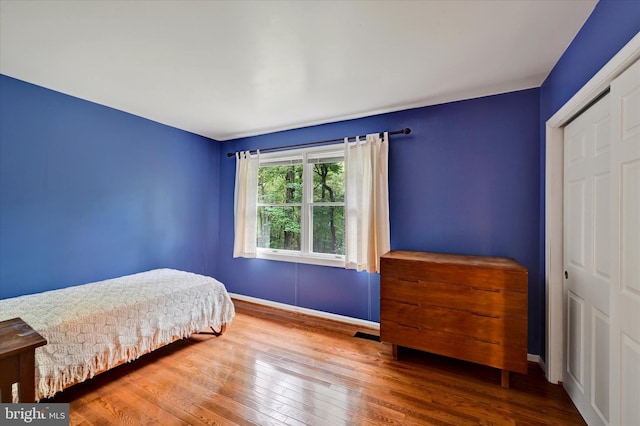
[230,292,543,364]
[527,353,541,364]
[535,355,548,376]
[229,292,380,330]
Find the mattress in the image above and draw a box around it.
[0,268,235,401]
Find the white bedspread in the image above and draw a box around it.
[0,269,235,401]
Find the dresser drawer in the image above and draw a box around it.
[380,320,528,374]
[380,299,527,346]
[381,276,527,319]
[380,254,527,292]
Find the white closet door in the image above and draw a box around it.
[564,92,611,426]
[609,58,640,426]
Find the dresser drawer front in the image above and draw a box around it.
[380,299,527,346]
[381,276,527,320]
[380,320,528,374]
[380,258,527,292]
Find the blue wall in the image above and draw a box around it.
[217,88,542,351]
[540,0,640,117]
[0,75,220,298]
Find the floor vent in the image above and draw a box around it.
[354,331,380,342]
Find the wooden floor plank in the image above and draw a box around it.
[45,299,586,425]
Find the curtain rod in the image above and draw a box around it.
[226,128,411,157]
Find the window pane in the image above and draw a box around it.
[258,164,303,204]
[312,206,345,255]
[257,206,301,250]
[313,162,344,202]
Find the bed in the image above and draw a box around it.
[0,268,235,401]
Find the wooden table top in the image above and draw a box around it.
[0,317,47,359]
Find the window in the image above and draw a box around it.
[256,146,345,267]
[234,132,390,272]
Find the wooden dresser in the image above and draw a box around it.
[380,250,528,387]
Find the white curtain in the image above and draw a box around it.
[233,150,259,258]
[344,132,391,273]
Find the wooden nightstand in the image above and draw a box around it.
[0,317,47,402]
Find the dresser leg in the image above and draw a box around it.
[501,370,510,388]
[392,344,398,360]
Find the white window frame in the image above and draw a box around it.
[256,144,346,268]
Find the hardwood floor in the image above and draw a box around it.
[46,299,585,425]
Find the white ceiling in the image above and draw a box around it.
[0,0,597,141]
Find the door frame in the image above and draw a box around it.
[545,32,640,384]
